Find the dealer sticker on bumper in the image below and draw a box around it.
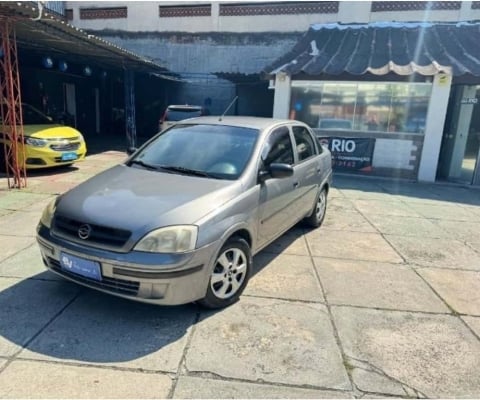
[60,252,102,281]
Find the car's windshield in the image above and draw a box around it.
[1,104,53,125]
[131,124,259,180]
[165,108,203,121]
[22,104,53,125]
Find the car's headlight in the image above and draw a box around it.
[40,198,57,229]
[134,225,198,253]
[26,137,48,147]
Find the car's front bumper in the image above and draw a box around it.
[23,142,87,169]
[36,224,219,305]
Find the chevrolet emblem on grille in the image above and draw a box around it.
[78,224,92,240]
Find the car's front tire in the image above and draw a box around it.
[198,236,252,309]
[304,187,328,228]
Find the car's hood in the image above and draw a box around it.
[56,164,242,232]
[23,125,82,138]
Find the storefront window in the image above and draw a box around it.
[290,81,432,134]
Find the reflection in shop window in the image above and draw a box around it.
[289,81,432,134]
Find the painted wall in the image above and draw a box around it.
[102,32,299,75]
[66,1,480,33]
[97,32,298,118]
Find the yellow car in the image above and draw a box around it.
[0,103,87,169]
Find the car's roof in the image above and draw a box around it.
[181,116,302,130]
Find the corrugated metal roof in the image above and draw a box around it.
[0,1,168,73]
[267,22,480,77]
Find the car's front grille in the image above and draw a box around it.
[50,142,80,151]
[48,257,140,296]
[53,215,131,249]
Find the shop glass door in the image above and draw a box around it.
[438,85,480,185]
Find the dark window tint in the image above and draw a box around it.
[1,104,52,125]
[22,104,53,125]
[293,126,317,161]
[261,126,294,166]
[165,107,202,121]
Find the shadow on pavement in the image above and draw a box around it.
[253,225,307,274]
[0,231,302,364]
[84,134,151,156]
[333,173,480,206]
[25,165,80,178]
[0,165,79,180]
[0,271,200,364]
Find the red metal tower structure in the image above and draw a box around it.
[0,17,26,189]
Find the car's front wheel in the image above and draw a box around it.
[198,236,252,309]
[304,187,327,228]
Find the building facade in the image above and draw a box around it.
[65,1,480,33]
[64,1,480,184]
[0,1,173,149]
[269,21,480,185]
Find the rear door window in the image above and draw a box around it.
[165,108,202,121]
[292,126,317,162]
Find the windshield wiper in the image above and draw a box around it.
[129,160,159,171]
[159,165,220,179]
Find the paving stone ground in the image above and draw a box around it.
[0,148,479,398]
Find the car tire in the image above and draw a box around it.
[304,187,327,228]
[198,236,252,309]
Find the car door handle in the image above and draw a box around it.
[293,181,299,188]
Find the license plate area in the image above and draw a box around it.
[61,152,77,161]
[60,252,102,281]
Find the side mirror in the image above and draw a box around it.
[127,147,137,156]
[259,163,293,182]
[270,163,294,179]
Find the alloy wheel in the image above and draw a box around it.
[315,190,327,221]
[210,247,248,299]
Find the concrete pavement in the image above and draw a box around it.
[0,150,479,398]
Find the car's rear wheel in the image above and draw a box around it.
[198,237,251,309]
[304,187,327,228]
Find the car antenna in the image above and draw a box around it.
[218,96,238,121]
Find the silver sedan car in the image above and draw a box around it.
[37,117,332,308]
